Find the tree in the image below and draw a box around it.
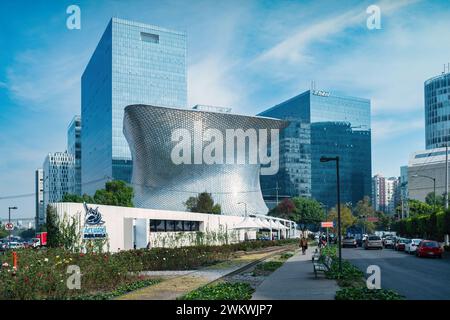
[0,226,8,239]
[408,199,433,217]
[327,204,356,236]
[292,197,325,225]
[268,198,296,220]
[354,196,376,233]
[184,192,222,214]
[19,228,36,239]
[62,180,134,207]
[46,205,61,248]
[425,192,445,209]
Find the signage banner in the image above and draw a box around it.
[321,221,334,228]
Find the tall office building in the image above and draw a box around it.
[81,18,187,194]
[425,70,450,149]
[35,169,45,227]
[43,152,76,214]
[372,174,399,214]
[259,89,372,210]
[67,115,82,195]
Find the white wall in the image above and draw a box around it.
[51,202,296,252]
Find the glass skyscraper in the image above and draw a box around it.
[259,90,372,210]
[81,18,187,194]
[67,115,81,195]
[425,71,450,149]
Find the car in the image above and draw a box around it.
[383,236,395,248]
[364,235,383,250]
[343,236,357,248]
[405,239,422,254]
[394,238,409,251]
[416,240,443,258]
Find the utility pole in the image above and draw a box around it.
[275,181,279,206]
[446,143,448,210]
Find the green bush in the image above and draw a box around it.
[336,287,404,300]
[181,282,254,300]
[0,239,295,299]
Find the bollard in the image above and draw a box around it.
[12,251,18,269]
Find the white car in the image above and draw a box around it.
[405,239,422,254]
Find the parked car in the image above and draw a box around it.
[383,236,395,248]
[394,238,409,251]
[6,242,23,250]
[343,236,357,248]
[416,240,443,258]
[364,235,383,250]
[405,239,422,254]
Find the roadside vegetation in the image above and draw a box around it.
[181,282,254,300]
[321,245,404,300]
[0,239,296,300]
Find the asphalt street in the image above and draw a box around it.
[342,246,450,300]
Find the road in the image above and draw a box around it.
[342,247,450,300]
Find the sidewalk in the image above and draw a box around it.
[252,247,338,300]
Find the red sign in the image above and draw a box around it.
[367,217,379,222]
[4,222,14,231]
[321,221,334,228]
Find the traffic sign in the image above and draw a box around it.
[321,221,334,228]
[367,217,379,223]
[4,222,14,231]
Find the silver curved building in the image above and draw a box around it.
[123,104,288,215]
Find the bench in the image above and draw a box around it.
[311,249,321,262]
[313,256,333,278]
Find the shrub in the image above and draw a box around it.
[336,287,404,300]
[181,282,254,300]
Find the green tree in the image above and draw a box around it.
[353,196,376,233]
[408,199,433,217]
[46,205,61,248]
[184,192,222,214]
[62,180,133,207]
[425,192,445,210]
[292,197,325,225]
[0,226,8,239]
[327,204,357,236]
[93,180,134,207]
[19,228,36,239]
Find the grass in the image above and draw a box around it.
[335,287,405,300]
[180,282,254,300]
[70,278,162,300]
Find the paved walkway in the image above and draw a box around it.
[117,248,291,300]
[252,247,338,300]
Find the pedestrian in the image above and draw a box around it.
[300,236,308,255]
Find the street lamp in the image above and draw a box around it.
[320,156,342,273]
[412,174,436,212]
[237,202,248,217]
[8,206,18,247]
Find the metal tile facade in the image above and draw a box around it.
[123,104,288,215]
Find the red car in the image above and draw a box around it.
[416,240,443,258]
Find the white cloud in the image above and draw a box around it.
[372,118,424,141]
[255,0,419,66]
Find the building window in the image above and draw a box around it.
[141,32,159,43]
[150,219,200,232]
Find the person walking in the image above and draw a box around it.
[300,236,308,255]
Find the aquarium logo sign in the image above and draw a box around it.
[82,203,106,239]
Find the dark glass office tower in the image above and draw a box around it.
[81,18,187,194]
[258,90,371,210]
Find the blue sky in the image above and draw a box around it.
[1,0,449,218]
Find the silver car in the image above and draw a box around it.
[343,237,357,248]
[364,235,383,250]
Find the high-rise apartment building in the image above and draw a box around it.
[67,115,81,195]
[43,152,76,214]
[372,174,399,214]
[258,90,372,210]
[425,70,450,149]
[81,18,187,194]
[35,169,45,227]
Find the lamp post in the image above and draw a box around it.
[320,156,342,273]
[237,202,248,217]
[412,174,436,212]
[8,206,18,247]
